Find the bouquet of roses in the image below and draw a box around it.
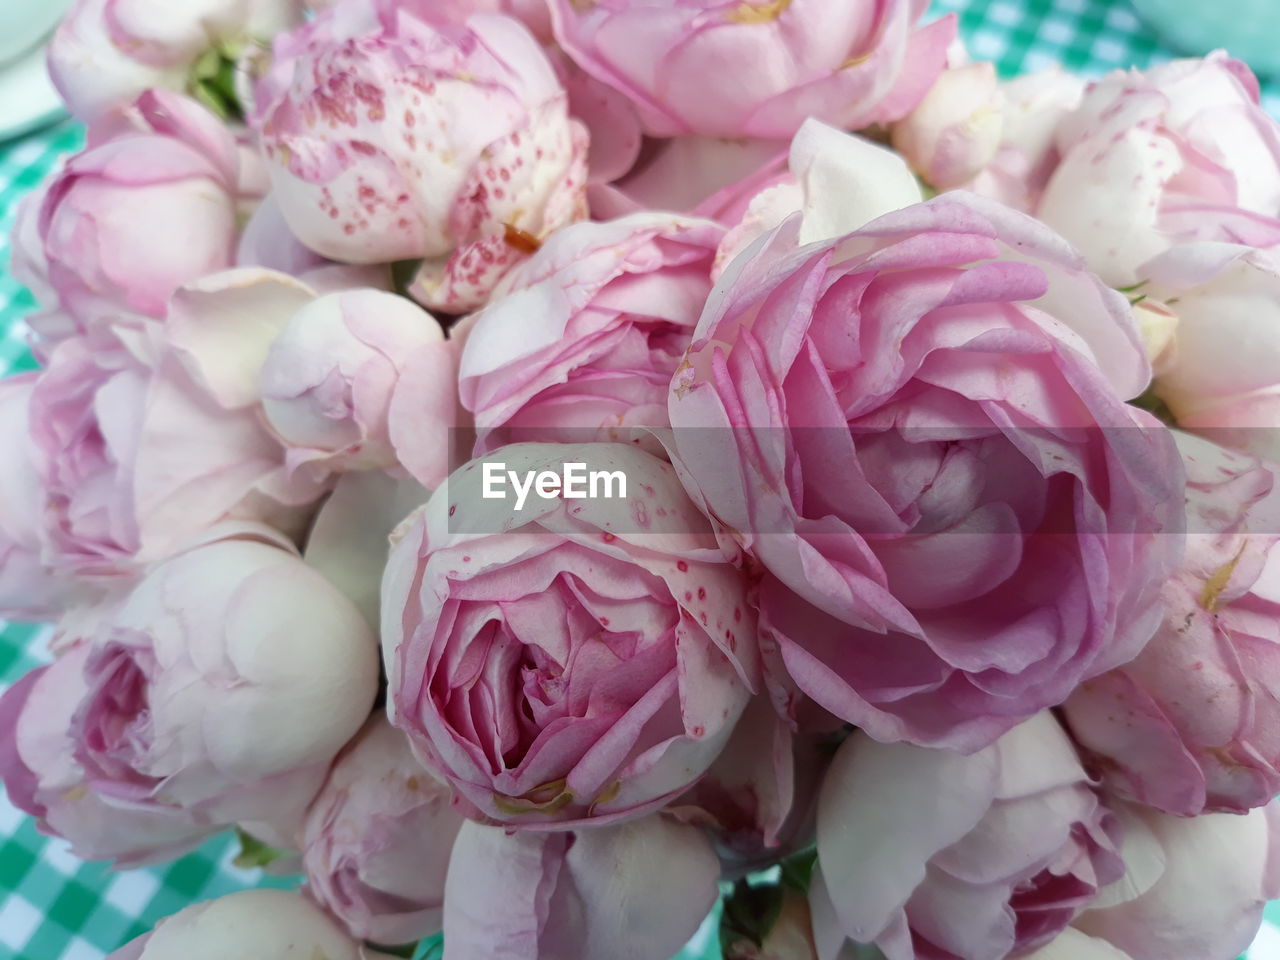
[3,1,1280,958]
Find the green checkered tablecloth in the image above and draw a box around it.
[2,2,1280,958]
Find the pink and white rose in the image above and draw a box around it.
[669,194,1182,750]
[548,0,955,140]
[254,3,588,312]
[22,91,249,338]
[810,713,1123,960]
[1063,432,1280,816]
[459,213,723,452]
[259,288,458,476]
[1036,53,1280,286]
[382,442,760,827]
[442,815,721,960]
[1072,801,1280,960]
[0,525,379,864]
[301,716,464,946]
[29,285,327,579]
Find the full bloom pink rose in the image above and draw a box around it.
[459,213,723,452]
[1063,432,1280,816]
[668,194,1182,750]
[259,288,458,476]
[301,716,464,946]
[891,62,1004,190]
[48,0,302,123]
[29,305,325,580]
[809,713,1123,960]
[1072,801,1280,960]
[1137,228,1280,460]
[0,525,379,865]
[382,442,760,827]
[1035,53,1280,286]
[255,3,588,312]
[23,91,249,337]
[548,0,955,139]
[442,815,721,960]
[106,889,400,960]
[0,375,70,620]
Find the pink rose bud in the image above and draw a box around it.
[0,525,379,864]
[0,375,70,621]
[891,62,1004,190]
[459,213,724,452]
[254,4,588,312]
[548,0,956,139]
[259,288,458,475]
[442,815,720,960]
[1139,233,1280,460]
[27,91,248,337]
[968,67,1085,212]
[49,0,302,123]
[811,713,1123,959]
[382,442,761,827]
[1072,801,1280,960]
[1037,53,1280,286]
[1064,433,1280,815]
[301,716,464,946]
[106,889,401,960]
[668,193,1180,750]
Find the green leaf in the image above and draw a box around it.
[232,827,292,870]
[779,848,819,894]
[188,44,245,123]
[720,878,784,956]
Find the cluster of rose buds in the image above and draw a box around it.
[1,2,1279,960]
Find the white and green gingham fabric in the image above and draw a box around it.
[2,2,1280,958]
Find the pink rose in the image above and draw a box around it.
[382,442,760,827]
[0,375,70,620]
[106,889,400,960]
[1072,801,1280,960]
[259,288,458,477]
[548,0,955,139]
[254,4,588,312]
[1063,432,1280,815]
[301,716,464,946]
[0,525,379,865]
[49,0,302,122]
[1139,230,1280,460]
[810,713,1123,960]
[891,63,1004,190]
[26,91,248,337]
[442,815,720,960]
[29,302,325,580]
[459,213,723,452]
[668,194,1181,749]
[1036,54,1280,286]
